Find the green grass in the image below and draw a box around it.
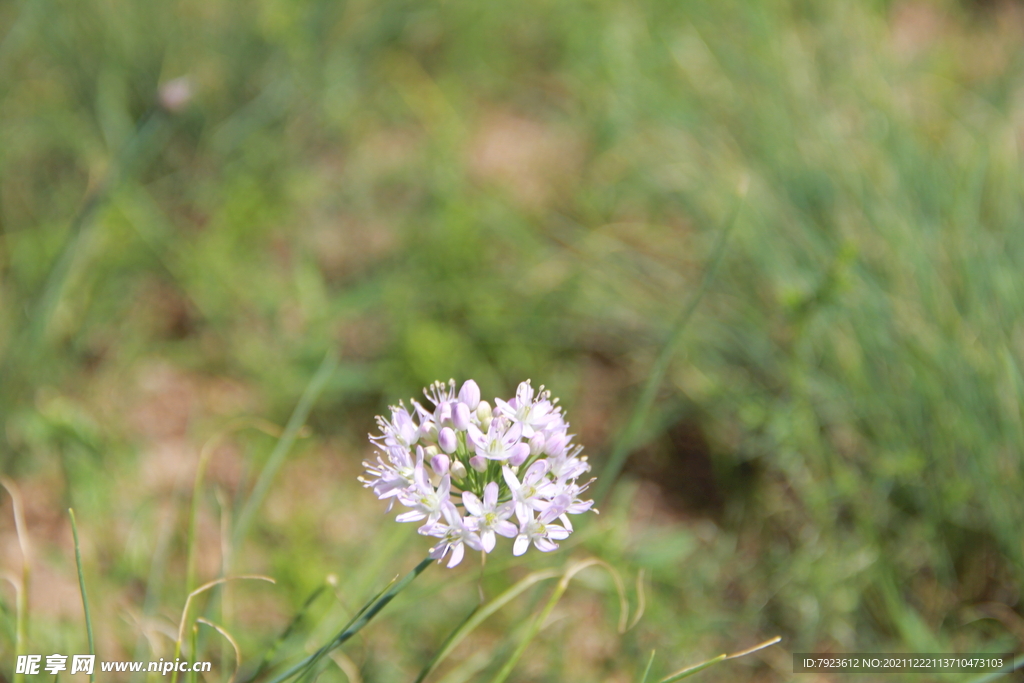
[1,0,1023,681]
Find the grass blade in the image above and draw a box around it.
[413,569,561,683]
[638,650,656,683]
[187,418,294,594]
[233,350,338,551]
[488,558,628,683]
[659,636,781,683]
[243,584,327,683]
[659,654,727,682]
[69,509,95,683]
[265,558,432,683]
[197,618,243,683]
[171,576,276,683]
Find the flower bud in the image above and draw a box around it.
[458,380,481,410]
[431,453,450,476]
[469,455,488,472]
[545,431,569,458]
[476,400,492,424]
[509,442,530,466]
[529,432,546,456]
[452,402,472,431]
[434,401,453,427]
[421,422,438,442]
[424,445,440,458]
[438,427,457,454]
[450,460,467,480]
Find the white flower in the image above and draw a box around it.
[513,507,571,556]
[371,404,422,451]
[467,419,528,462]
[396,466,451,526]
[494,380,562,438]
[546,445,590,483]
[422,503,482,568]
[503,461,556,522]
[462,482,517,552]
[358,445,420,506]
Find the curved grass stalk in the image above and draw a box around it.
[628,568,647,630]
[413,569,562,683]
[171,576,276,683]
[69,509,96,683]
[197,618,243,683]
[658,636,781,682]
[327,651,363,683]
[0,477,29,683]
[187,417,296,594]
[488,558,631,683]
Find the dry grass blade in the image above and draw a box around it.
[0,477,29,683]
[659,636,781,682]
[171,576,276,683]
[197,617,243,683]
[187,418,295,593]
[629,568,647,630]
[327,651,363,683]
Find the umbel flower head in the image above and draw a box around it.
[360,380,596,567]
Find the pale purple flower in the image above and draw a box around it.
[467,419,524,461]
[462,482,517,552]
[396,468,451,526]
[503,461,556,522]
[425,379,458,427]
[363,379,597,567]
[358,445,420,505]
[513,507,571,556]
[371,405,421,451]
[422,503,482,568]
[494,380,562,438]
[546,446,590,483]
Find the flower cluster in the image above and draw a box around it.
[360,379,596,567]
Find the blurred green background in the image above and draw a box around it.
[1,0,1023,680]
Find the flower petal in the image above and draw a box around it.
[462,491,483,517]
[447,542,465,568]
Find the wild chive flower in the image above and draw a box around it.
[361,379,596,567]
